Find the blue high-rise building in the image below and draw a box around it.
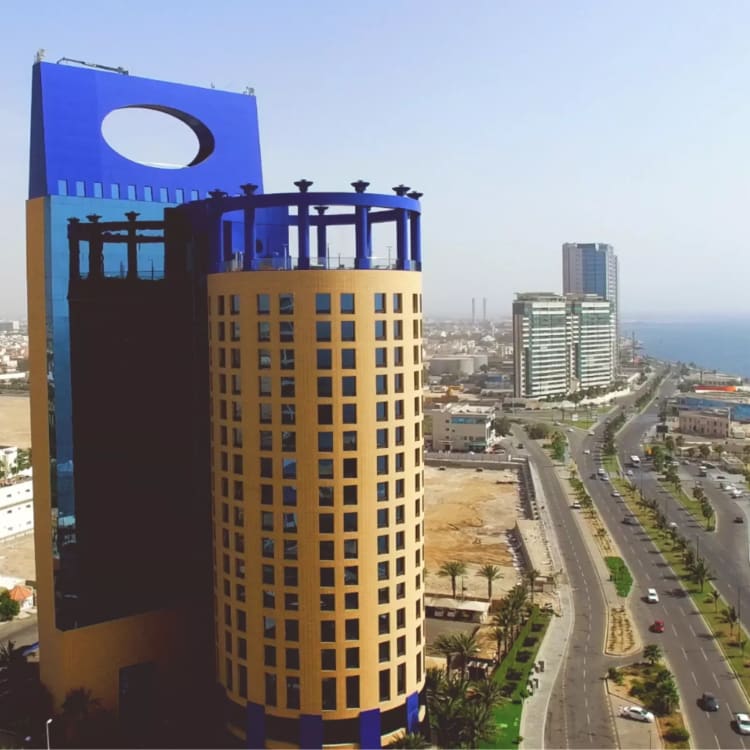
[562,242,619,365]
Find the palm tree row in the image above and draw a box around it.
[491,583,531,660]
[432,633,480,679]
[425,668,505,748]
[438,560,506,602]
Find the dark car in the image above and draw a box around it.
[701,692,719,712]
[735,516,745,524]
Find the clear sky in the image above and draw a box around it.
[3,0,750,319]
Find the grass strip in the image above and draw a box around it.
[605,556,633,597]
[481,607,552,749]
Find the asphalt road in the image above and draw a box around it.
[520,430,618,749]
[0,614,38,651]
[572,385,750,749]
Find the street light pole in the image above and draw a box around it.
[45,718,53,750]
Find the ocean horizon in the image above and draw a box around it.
[626,317,750,380]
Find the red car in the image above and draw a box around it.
[650,620,665,633]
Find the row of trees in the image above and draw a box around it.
[437,560,540,604]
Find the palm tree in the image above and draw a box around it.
[492,625,507,661]
[702,502,715,531]
[710,588,721,613]
[643,643,662,666]
[469,677,505,709]
[433,634,456,675]
[438,560,467,599]
[458,699,495,748]
[387,732,430,749]
[722,605,739,638]
[451,632,480,680]
[525,568,540,604]
[477,563,502,601]
[691,558,712,593]
[653,674,680,715]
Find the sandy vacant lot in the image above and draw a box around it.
[424,465,522,601]
[0,395,31,448]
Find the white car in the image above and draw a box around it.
[620,705,655,723]
[571,502,582,509]
[647,588,659,603]
[626,469,633,476]
[583,449,591,455]
[736,713,750,735]
[588,430,595,436]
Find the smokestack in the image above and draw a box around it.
[472,298,476,324]
[483,297,487,322]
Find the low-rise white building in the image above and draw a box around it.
[0,479,33,540]
[431,403,495,452]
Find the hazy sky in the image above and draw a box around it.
[3,1,750,319]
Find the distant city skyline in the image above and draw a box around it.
[5,1,750,319]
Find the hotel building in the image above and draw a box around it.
[27,59,424,748]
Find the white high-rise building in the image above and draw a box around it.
[512,293,615,398]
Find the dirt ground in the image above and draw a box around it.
[424,466,522,602]
[0,534,36,582]
[0,395,31,448]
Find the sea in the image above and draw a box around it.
[627,317,750,380]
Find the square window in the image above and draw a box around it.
[345,619,359,640]
[317,350,332,369]
[395,401,404,419]
[379,670,391,702]
[396,531,405,550]
[320,568,335,587]
[321,621,336,642]
[376,375,388,394]
[316,321,331,341]
[342,376,357,396]
[395,453,405,472]
[395,478,405,498]
[316,293,331,314]
[344,648,360,671]
[344,539,358,559]
[375,320,387,340]
[318,459,334,479]
[342,404,357,423]
[378,587,390,604]
[377,455,389,475]
[393,293,402,312]
[343,458,357,478]
[230,294,240,314]
[259,377,271,397]
[343,431,357,451]
[282,459,296,479]
[378,612,390,635]
[284,567,298,586]
[376,402,388,421]
[263,616,276,638]
[280,377,295,397]
[346,676,360,709]
[286,648,300,670]
[343,485,358,505]
[280,350,295,370]
[265,673,277,706]
[261,511,274,531]
[257,294,270,314]
[321,649,336,670]
[318,486,334,506]
[259,403,272,424]
[260,431,273,451]
[283,486,297,506]
[264,645,276,667]
[282,404,296,424]
[317,377,333,398]
[343,512,358,532]
[397,664,406,695]
[377,509,389,528]
[319,541,335,560]
[376,429,388,449]
[280,321,294,342]
[378,561,390,581]
[340,293,355,314]
[341,320,356,341]
[322,677,337,711]
[258,322,271,341]
[345,592,359,609]
[287,676,300,709]
[377,535,389,554]
[281,431,296,451]
[262,538,274,558]
[285,619,299,641]
[395,426,405,445]
[375,348,388,367]
[279,294,294,314]
[344,566,358,585]
[283,540,298,560]
[341,349,356,369]
[319,514,334,533]
[397,608,406,628]
[320,593,335,611]
[412,293,419,312]
[374,292,387,313]
[397,635,406,656]
[393,320,403,340]
[396,505,405,523]
[285,593,299,610]
[379,641,390,662]
[262,565,275,585]
[318,432,334,452]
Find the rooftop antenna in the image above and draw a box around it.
[56,57,129,75]
[35,49,46,63]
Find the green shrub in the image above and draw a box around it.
[605,556,633,597]
[665,727,690,742]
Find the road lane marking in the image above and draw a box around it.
[702,649,709,661]
[691,671,697,685]
[689,624,696,636]
[713,673,720,687]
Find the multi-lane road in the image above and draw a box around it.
[521,433,618,749]
[570,378,750,748]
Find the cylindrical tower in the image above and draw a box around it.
[198,184,425,748]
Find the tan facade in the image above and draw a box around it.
[430,404,495,452]
[678,409,730,438]
[207,269,426,746]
